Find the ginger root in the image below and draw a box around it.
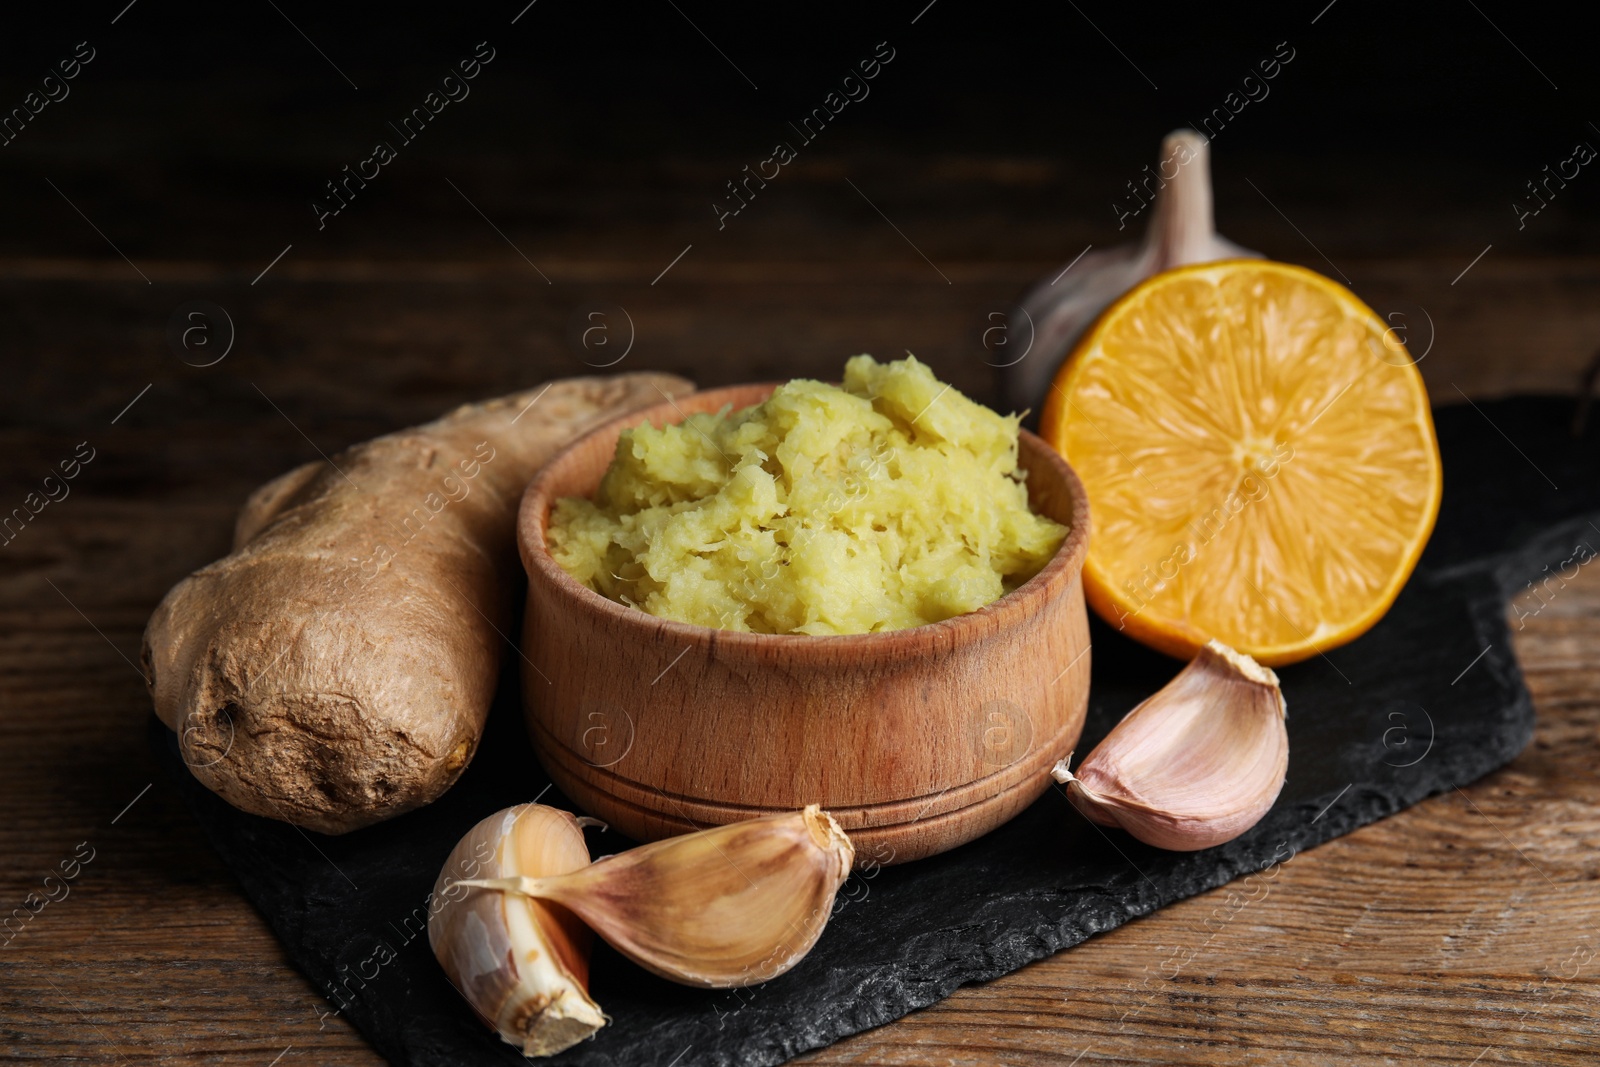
[143,373,692,833]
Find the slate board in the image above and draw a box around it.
[153,395,1600,1067]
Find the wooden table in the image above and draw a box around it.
[2,149,1597,1065]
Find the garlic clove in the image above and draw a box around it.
[457,805,854,988]
[428,804,607,1057]
[1051,640,1288,851]
[1001,129,1259,416]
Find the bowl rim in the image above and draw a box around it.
[517,381,1091,653]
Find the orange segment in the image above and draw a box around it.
[1040,259,1442,666]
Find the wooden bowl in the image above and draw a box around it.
[516,384,1091,865]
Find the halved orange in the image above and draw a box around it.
[1040,259,1442,667]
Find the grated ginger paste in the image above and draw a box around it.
[546,355,1067,635]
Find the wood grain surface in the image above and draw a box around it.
[2,159,1597,1064]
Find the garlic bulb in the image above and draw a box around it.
[428,804,606,1057]
[1000,129,1258,416]
[1051,640,1288,850]
[456,805,855,988]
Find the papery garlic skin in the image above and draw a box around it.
[428,804,606,1057]
[1001,130,1258,416]
[457,805,855,989]
[1052,641,1288,851]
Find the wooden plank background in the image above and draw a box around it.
[1,10,1597,1054]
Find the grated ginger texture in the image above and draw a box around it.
[547,355,1067,635]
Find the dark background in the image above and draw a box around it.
[3,4,1600,412]
[2,2,1596,546]
[4,0,1594,517]
[2,1,1592,243]
[6,1,1597,255]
